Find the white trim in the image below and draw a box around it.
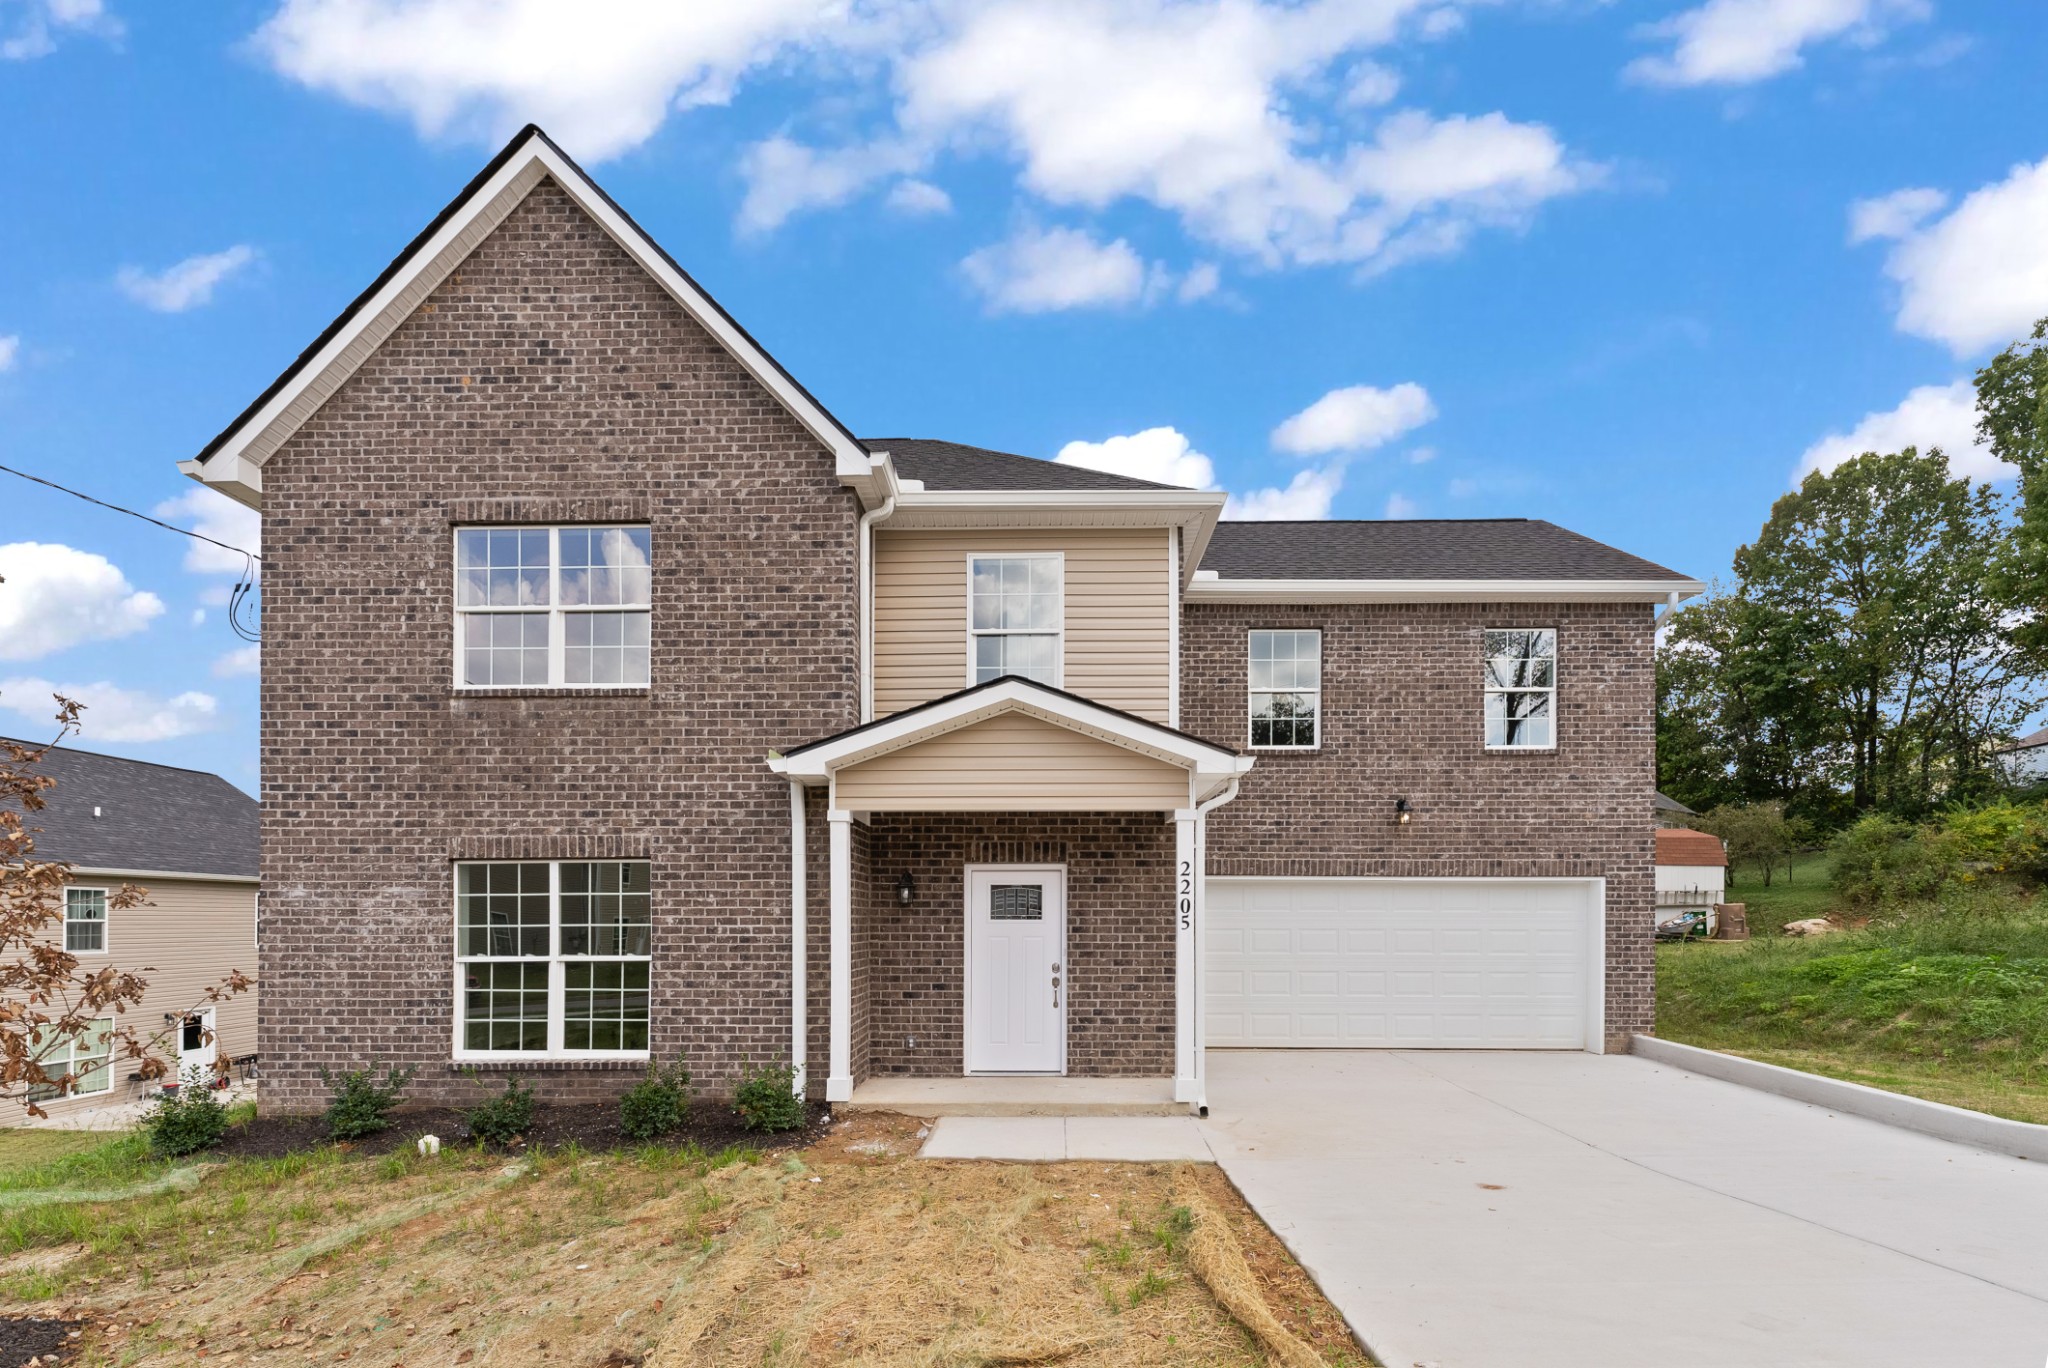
[62,885,109,957]
[1484,626,1557,753]
[826,809,854,1102]
[65,867,259,885]
[1184,577,1705,605]
[858,494,898,722]
[450,524,652,692]
[186,132,868,511]
[770,677,1255,788]
[1246,627,1321,752]
[886,490,1224,587]
[1173,817,1197,1101]
[788,781,807,1099]
[963,864,1067,1077]
[964,551,1065,691]
[1168,526,1182,729]
[1587,876,1608,1055]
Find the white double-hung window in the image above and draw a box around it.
[968,554,1062,687]
[27,1017,112,1101]
[454,861,652,1058]
[1248,630,1321,748]
[64,887,107,954]
[454,526,652,688]
[1484,628,1557,749]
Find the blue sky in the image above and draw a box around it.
[2,0,2045,792]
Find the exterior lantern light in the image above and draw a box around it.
[896,871,916,905]
[1395,797,1412,825]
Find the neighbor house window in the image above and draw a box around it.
[1249,630,1320,748]
[454,526,651,688]
[64,887,106,954]
[27,1018,112,1102]
[969,554,1062,687]
[1485,628,1556,749]
[454,861,651,1057]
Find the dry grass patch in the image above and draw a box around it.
[0,1113,1371,1367]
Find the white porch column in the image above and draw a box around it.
[788,781,807,1099]
[1173,811,1199,1105]
[826,808,854,1103]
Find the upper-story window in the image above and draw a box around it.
[1248,629,1320,749]
[1485,628,1556,749]
[64,887,106,954]
[969,554,1062,687]
[454,526,651,689]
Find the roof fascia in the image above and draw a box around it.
[886,489,1226,585]
[186,129,869,511]
[1183,576,1707,604]
[66,866,260,886]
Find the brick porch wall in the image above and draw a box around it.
[1180,600,1658,1047]
[853,813,1176,1078]
[256,178,860,1112]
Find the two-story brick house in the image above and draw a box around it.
[180,127,1700,1114]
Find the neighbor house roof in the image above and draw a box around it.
[1995,726,2048,754]
[1655,791,1696,816]
[874,438,1185,493]
[1197,519,1689,582]
[1655,828,1727,868]
[3,741,257,879]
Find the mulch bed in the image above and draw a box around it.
[210,1099,831,1162]
[0,1316,80,1367]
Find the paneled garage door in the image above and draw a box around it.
[1205,879,1598,1048]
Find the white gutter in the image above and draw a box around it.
[858,491,897,723]
[1183,576,1706,605]
[788,779,807,1099]
[64,867,259,886]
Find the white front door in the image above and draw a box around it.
[178,1009,217,1083]
[966,867,1066,1074]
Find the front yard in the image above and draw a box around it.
[0,1111,1367,1367]
[1657,858,2048,1125]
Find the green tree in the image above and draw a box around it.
[1691,802,1793,887]
[1976,316,2048,659]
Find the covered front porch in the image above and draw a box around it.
[770,678,1252,1114]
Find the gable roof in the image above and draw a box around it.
[4,741,257,879]
[876,437,1187,493]
[1655,791,1696,816]
[1655,828,1726,868]
[1199,519,1688,582]
[182,124,870,509]
[1996,726,2048,754]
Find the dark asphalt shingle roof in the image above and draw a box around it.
[1196,519,1691,582]
[870,438,1189,493]
[3,742,257,878]
[1998,726,2048,754]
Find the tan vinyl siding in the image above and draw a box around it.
[833,710,1190,811]
[5,875,258,1122]
[873,527,1173,720]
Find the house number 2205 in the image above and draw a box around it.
[1178,860,1194,930]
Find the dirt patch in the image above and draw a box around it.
[210,1098,831,1161]
[0,1315,80,1366]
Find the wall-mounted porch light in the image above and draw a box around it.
[896,871,916,905]
[1395,797,1412,826]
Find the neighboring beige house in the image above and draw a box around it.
[1654,828,1727,925]
[1994,727,2048,785]
[6,741,257,1120]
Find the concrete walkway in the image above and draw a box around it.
[920,1115,1212,1161]
[1200,1050,2048,1368]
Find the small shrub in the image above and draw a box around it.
[464,1077,536,1147]
[733,1059,805,1134]
[319,1063,417,1141]
[1831,814,1960,909]
[142,1070,231,1157]
[1941,801,2048,882]
[620,1056,694,1141]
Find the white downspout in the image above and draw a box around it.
[788,779,807,1099]
[858,495,897,723]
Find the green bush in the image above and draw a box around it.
[319,1063,417,1141]
[141,1070,231,1158]
[733,1060,805,1134]
[463,1077,536,1146]
[1831,813,1960,908]
[620,1056,694,1140]
[1940,801,2048,881]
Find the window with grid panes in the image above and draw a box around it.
[454,526,651,688]
[454,861,651,1056]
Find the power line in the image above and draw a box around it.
[0,461,262,643]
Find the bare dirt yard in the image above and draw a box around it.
[0,1112,1370,1367]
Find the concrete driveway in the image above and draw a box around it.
[1199,1050,2048,1368]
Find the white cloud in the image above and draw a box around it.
[1271,382,1435,455]
[1847,186,1947,244]
[1224,466,1344,520]
[1795,380,2011,483]
[1626,0,1928,88]
[0,335,18,372]
[884,178,953,216]
[1055,426,1217,488]
[152,488,262,575]
[737,136,923,234]
[3,0,119,61]
[1447,476,1478,497]
[116,245,258,313]
[1407,445,1436,464]
[189,608,206,626]
[1342,59,1401,108]
[1177,262,1222,303]
[0,677,219,743]
[961,224,1151,314]
[1868,157,2048,355]
[212,645,261,678]
[0,543,163,661]
[1383,491,1419,518]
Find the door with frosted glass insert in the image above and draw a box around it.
[966,867,1066,1073]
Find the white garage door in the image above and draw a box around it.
[1206,879,1598,1049]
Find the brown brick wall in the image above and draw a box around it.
[1180,601,1657,1045]
[857,813,1175,1078]
[257,177,860,1111]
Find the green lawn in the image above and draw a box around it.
[1718,850,1837,935]
[1657,884,2048,1125]
[0,1129,125,1179]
